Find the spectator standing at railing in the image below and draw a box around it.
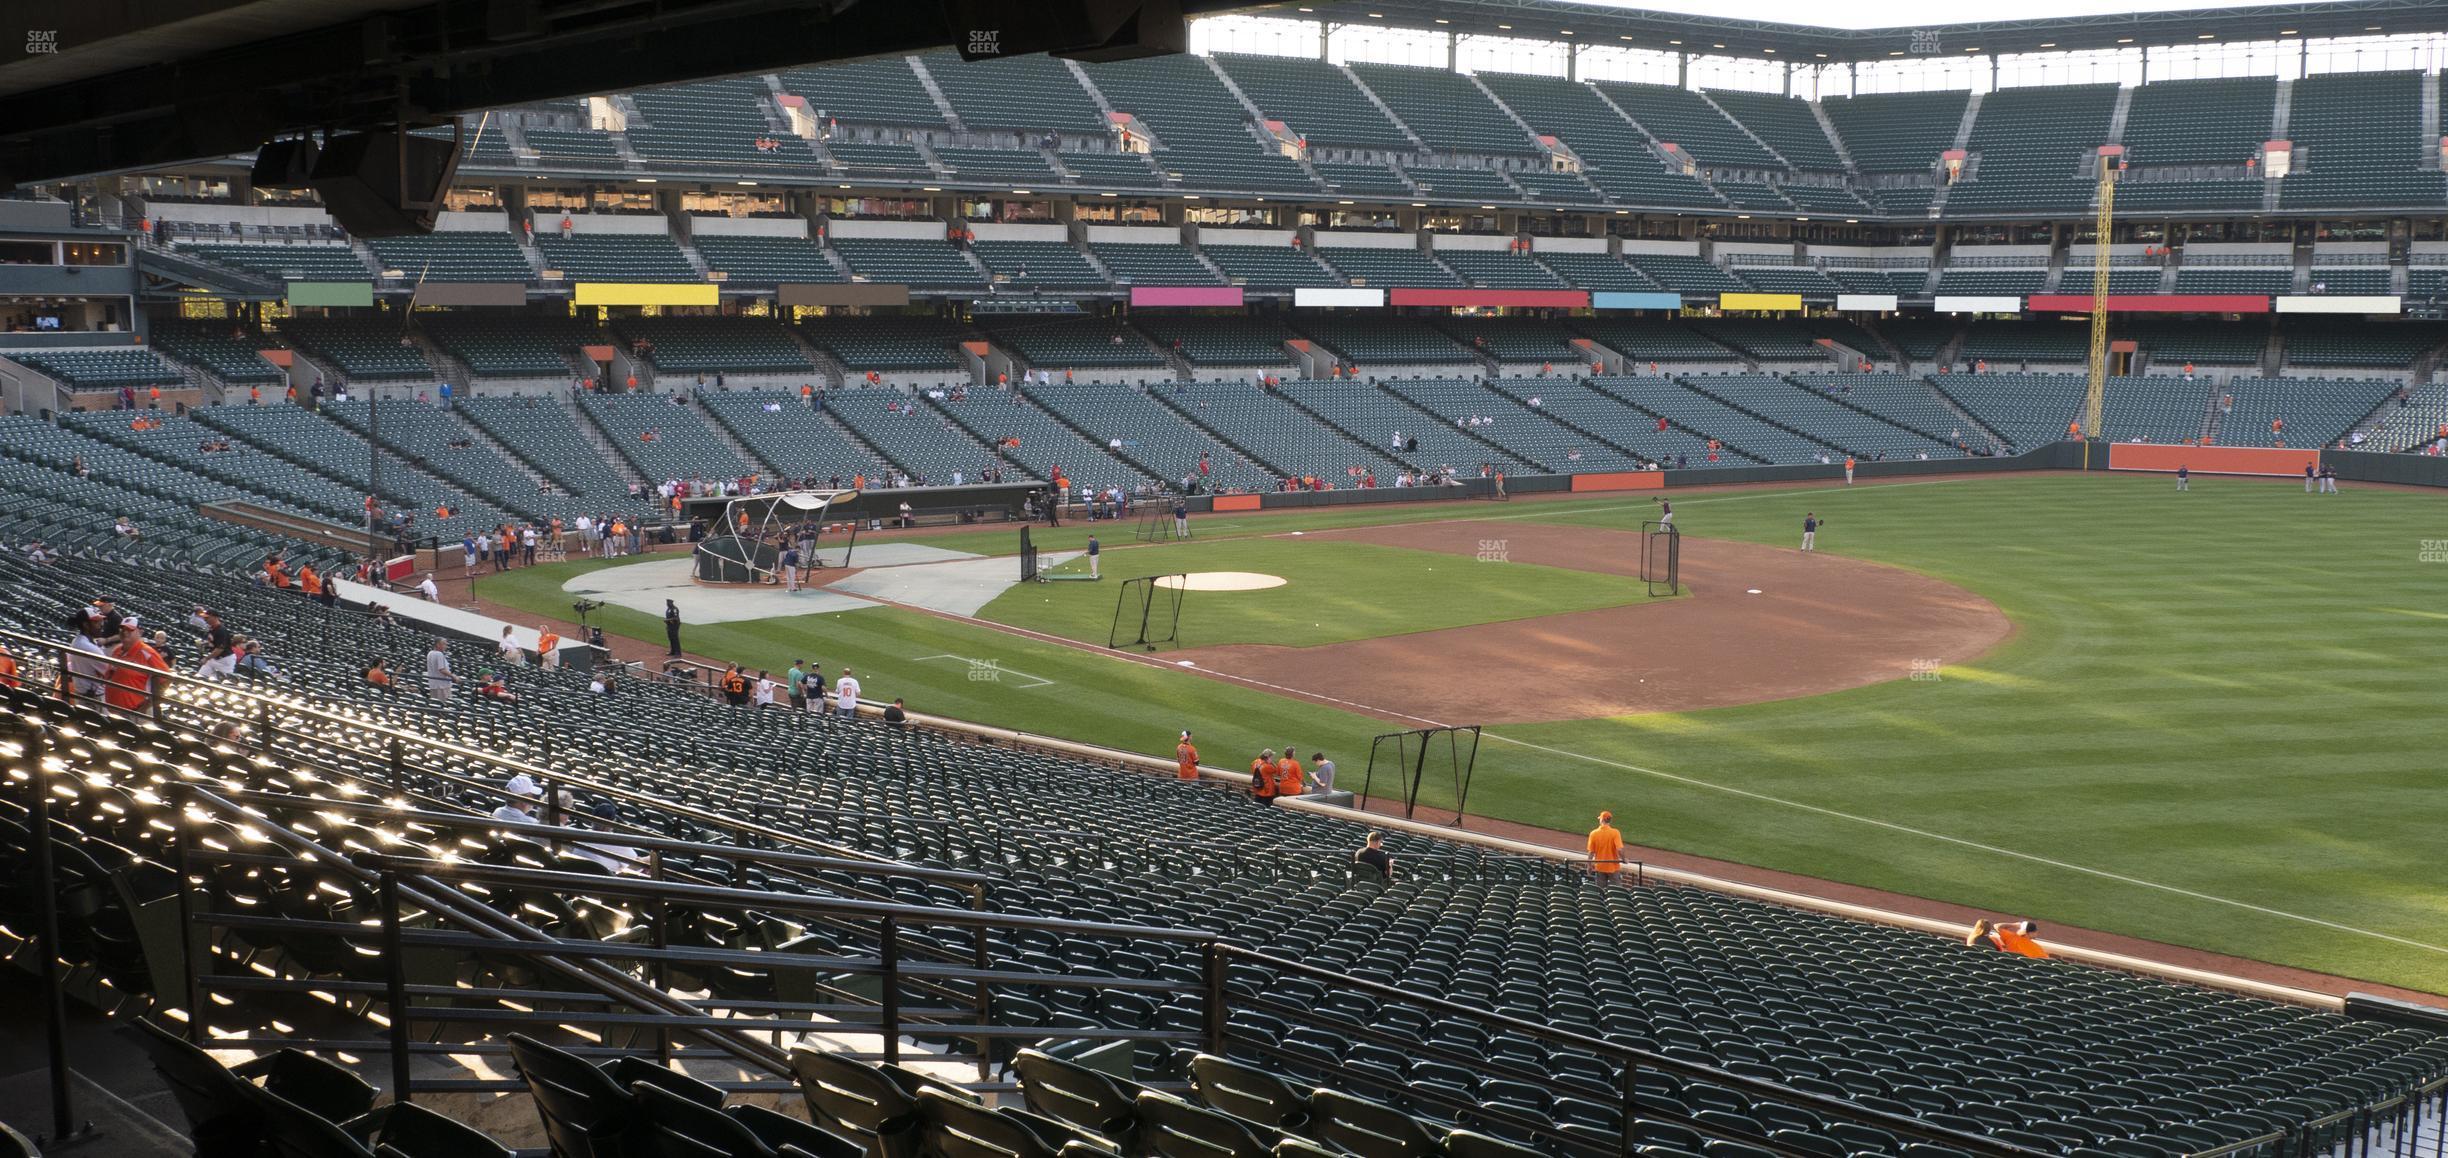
[65,610,111,704]
[833,668,860,719]
[1586,810,1626,881]
[106,618,167,717]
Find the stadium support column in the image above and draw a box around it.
[1318,21,1330,60]
[1678,52,1688,88]
[1443,31,1455,71]
[1783,62,1793,96]
[1568,43,1581,82]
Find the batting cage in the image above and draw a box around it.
[1641,519,1681,597]
[1135,504,1188,542]
[1108,573,1186,651]
[1357,725,1483,826]
[1019,526,1040,582]
[689,490,856,583]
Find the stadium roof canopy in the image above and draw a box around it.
[0,0,1263,188]
[1301,0,2448,62]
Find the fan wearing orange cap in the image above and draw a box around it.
[1587,810,1625,881]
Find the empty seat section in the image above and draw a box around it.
[1201,243,1341,289]
[1429,317,1581,365]
[824,389,1012,483]
[535,233,701,282]
[1275,379,1533,473]
[1089,242,1219,285]
[1132,316,1296,366]
[1537,251,1658,292]
[831,237,986,288]
[797,316,970,375]
[971,240,1107,291]
[1622,254,1748,295]
[14,348,189,390]
[932,148,1061,183]
[1079,56,1319,193]
[1401,166,1520,202]
[694,391,887,482]
[579,393,756,481]
[693,234,843,284]
[932,392,1145,494]
[1487,380,1711,463]
[979,315,1167,369]
[1931,372,2089,449]
[2281,71,2445,210]
[1167,382,1405,479]
[922,53,1107,133]
[1437,249,1567,289]
[1679,374,1952,459]
[1823,90,1967,175]
[1593,376,1821,463]
[1568,319,1740,365]
[1959,320,2092,365]
[2222,376,2400,446]
[1349,62,1539,155]
[1213,54,1411,151]
[421,313,597,378]
[1598,82,1780,169]
[149,324,287,385]
[1476,71,1723,210]
[1028,383,1273,491]
[1384,378,1646,471]
[2096,376,2213,442]
[1705,89,1847,170]
[1313,246,1460,287]
[366,231,532,281]
[457,396,650,507]
[1293,316,1474,366]
[1943,84,2118,216]
[1791,373,1998,451]
[1053,150,1165,187]
[617,317,816,376]
[626,78,818,170]
[179,243,370,280]
[279,318,436,381]
[779,59,947,129]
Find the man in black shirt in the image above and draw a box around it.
[664,600,683,657]
[1354,832,1394,882]
[882,698,908,729]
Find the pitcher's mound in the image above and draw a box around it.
[1156,571,1287,592]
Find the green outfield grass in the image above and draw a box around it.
[995,537,1652,648]
[479,473,2448,993]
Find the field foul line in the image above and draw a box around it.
[1473,732,2448,958]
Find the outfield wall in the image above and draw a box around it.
[1163,442,2441,517]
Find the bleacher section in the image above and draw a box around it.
[824,388,1014,484]
[923,53,1107,133]
[1314,245,1461,287]
[692,234,844,284]
[420,313,594,379]
[2280,321,2444,370]
[11,347,187,390]
[617,316,818,376]
[1133,315,1296,366]
[1276,378,1532,473]
[2124,321,2268,369]
[1932,372,2089,449]
[1680,374,1954,459]
[1597,82,1780,169]
[1292,315,1474,366]
[1475,70,1723,209]
[1792,373,1996,451]
[177,242,372,281]
[535,233,701,282]
[1595,376,1822,463]
[2280,70,2447,210]
[1823,90,1968,173]
[1944,84,2120,216]
[980,315,1168,370]
[578,392,757,481]
[831,236,987,289]
[1402,165,1518,201]
[1384,377,1648,471]
[1494,379,1717,464]
[797,315,971,374]
[1166,382,1406,479]
[2098,375,2212,443]
[934,391,1145,493]
[971,239,1107,291]
[322,399,596,521]
[1082,56,1319,193]
[2116,76,2274,213]
[932,147,1060,183]
[148,324,287,385]
[279,317,436,381]
[190,403,504,537]
[457,395,649,503]
[1958,320,2091,365]
[1201,242,1341,288]
[696,390,894,481]
[1348,62,1539,155]
[1054,150,1166,187]
[1431,317,1583,365]
[1568,319,1737,365]
[626,78,817,171]
[2368,382,2448,451]
[1623,253,1748,295]
[1705,88,1847,170]
[2171,264,2295,296]
[1536,250,1657,292]
[1214,54,1411,151]
[2222,377,2398,446]
[365,231,533,281]
[1089,241,1220,285]
[1028,382,1275,491]
[779,59,945,128]
[1437,248,1569,289]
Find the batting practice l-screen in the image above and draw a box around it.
[1108,574,1186,651]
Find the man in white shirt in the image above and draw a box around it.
[753,672,776,707]
[417,573,440,602]
[574,801,642,875]
[499,626,525,667]
[833,668,861,718]
[492,776,541,825]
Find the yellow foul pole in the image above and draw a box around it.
[2081,146,2122,468]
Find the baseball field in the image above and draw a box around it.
[477,471,2448,995]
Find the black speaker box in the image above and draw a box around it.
[307,129,462,237]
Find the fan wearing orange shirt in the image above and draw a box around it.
[265,555,292,590]
[536,625,563,670]
[1967,919,2051,959]
[1271,747,1304,797]
[1249,749,1282,806]
[1174,731,1199,782]
[0,642,18,689]
[105,619,167,717]
[1586,810,1626,881]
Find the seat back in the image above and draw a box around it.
[789,1047,921,1141]
[1441,1129,1545,1158]
[1134,1091,1273,1158]
[129,1016,271,1158]
[369,1105,514,1158]
[1308,1089,1444,1158]
[248,1083,376,1158]
[508,1034,645,1158]
[632,1082,769,1158]
[1186,1055,1308,1133]
[916,1089,1066,1158]
[1011,1051,1139,1146]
